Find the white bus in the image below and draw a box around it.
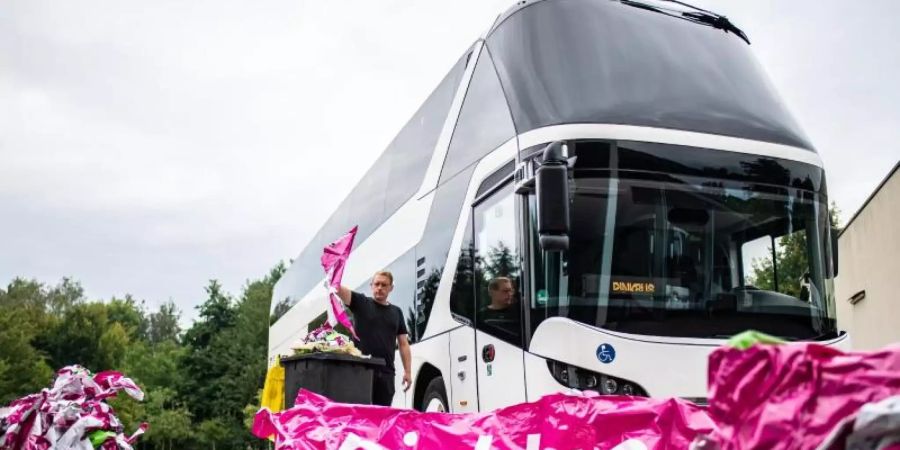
[268,0,847,413]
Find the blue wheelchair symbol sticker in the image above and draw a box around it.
[596,344,616,364]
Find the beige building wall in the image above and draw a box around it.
[834,162,900,350]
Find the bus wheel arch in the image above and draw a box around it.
[414,363,446,412]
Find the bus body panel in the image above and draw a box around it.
[402,330,453,409]
[475,330,527,411]
[530,317,718,398]
[448,326,479,413]
[523,352,568,403]
[528,317,850,399]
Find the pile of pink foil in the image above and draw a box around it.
[703,343,900,450]
[254,342,900,450]
[1,366,148,450]
[254,389,714,450]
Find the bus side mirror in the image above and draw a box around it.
[831,227,839,277]
[536,142,570,252]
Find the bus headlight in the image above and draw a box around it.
[547,359,647,396]
[602,377,618,395]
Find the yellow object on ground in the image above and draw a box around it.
[260,358,285,413]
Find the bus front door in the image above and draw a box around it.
[471,182,526,411]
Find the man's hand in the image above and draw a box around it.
[402,371,412,392]
[336,285,352,306]
[398,334,412,392]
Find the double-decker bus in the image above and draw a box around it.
[268,0,846,412]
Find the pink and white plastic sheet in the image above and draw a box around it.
[0,365,147,450]
[254,342,900,450]
[321,226,358,340]
[253,389,715,450]
[705,343,900,450]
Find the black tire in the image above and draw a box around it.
[420,376,448,413]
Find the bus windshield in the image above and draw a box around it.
[528,153,837,341]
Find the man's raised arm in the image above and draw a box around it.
[336,285,353,306]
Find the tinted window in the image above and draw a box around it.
[570,140,824,193]
[307,312,327,333]
[528,177,612,338]
[271,51,468,322]
[384,52,468,212]
[488,0,813,150]
[415,165,477,338]
[439,48,516,185]
[527,152,835,342]
[475,160,515,199]
[348,154,390,237]
[473,184,522,345]
[449,216,476,324]
[306,310,354,337]
[380,250,417,342]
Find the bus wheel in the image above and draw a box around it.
[421,377,448,413]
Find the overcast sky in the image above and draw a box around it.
[2,0,898,322]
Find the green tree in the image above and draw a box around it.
[1,278,54,327]
[44,302,111,371]
[112,330,189,450]
[0,307,54,403]
[107,295,150,342]
[243,393,262,431]
[482,242,518,280]
[179,280,237,422]
[107,395,147,444]
[121,340,186,390]
[183,280,235,350]
[1,264,289,449]
[178,265,283,449]
[750,203,842,297]
[750,231,806,297]
[41,297,141,372]
[209,265,284,449]
[44,277,85,317]
[149,300,181,344]
[143,388,193,450]
[97,322,131,370]
[197,419,230,450]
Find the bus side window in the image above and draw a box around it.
[473,184,522,345]
[449,223,476,325]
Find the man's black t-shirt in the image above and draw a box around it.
[349,291,408,374]
[477,305,521,343]
[477,305,520,323]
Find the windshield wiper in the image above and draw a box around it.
[705,334,736,340]
[788,330,841,342]
[703,331,840,342]
[619,0,751,45]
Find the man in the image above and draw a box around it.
[336,271,411,406]
[477,277,521,340]
[480,277,517,316]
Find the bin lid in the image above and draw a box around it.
[281,353,386,367]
